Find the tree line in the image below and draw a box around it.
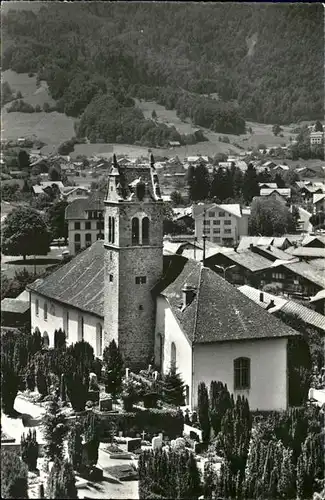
[2,3,322,125]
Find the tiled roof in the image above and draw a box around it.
[237,236,274,251]
[212,249,272,272]
[249,245,293,262]
[1,299,30,314]
[27,241,105,317]
[161,262,298,344]
[239,285,325,332]
[278,261,325,289]
[302,235,325,247]
[288,247,325,258]
[65,192,105,219]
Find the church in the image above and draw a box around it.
[27,156,299,411]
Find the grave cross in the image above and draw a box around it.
[141,430,146,441]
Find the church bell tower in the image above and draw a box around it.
[103,155,164,370]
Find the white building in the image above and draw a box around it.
[310,131,324,145]
[192,203,250,246]
[65,194,104,255]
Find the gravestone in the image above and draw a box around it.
[99,398,112,412]
[175,437,186,449]
[127,438,142,452]
[152,436,162,451]
[119,431,123,438]
[125,368,130,379]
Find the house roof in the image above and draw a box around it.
[249,245,293,261]
[27,241,105,317]
[193,203,242,219]
[313,193,325,204]
[65,192,105,219]
[310,290,325,303]
[258,183,277,189]
[260,188,291,198]
[161,262,298,344]
[302,235,325,247]
[274,261,325,289]
[308,258,325,271]
[239,285,325,332]
[211,249,272,272]
[1,299,30,314]
[287,247,325,259]
[237,236,274,251]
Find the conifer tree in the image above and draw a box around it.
[203,460,215,499]
[42,396,67,461]
[163,364,185,406]
[197,382,210,442]
[21,428,38,471]
[103,339,124,398]
[67,421,83,471]
[46,458,77,499]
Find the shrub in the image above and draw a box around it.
[42,396,67,461]
[1,449,28,499]
[67,421,83,471]
[97,407,184,440]
[21,428,39,470]
[103,339,124,398]
[46,458,77,499]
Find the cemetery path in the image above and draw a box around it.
[1,395,46,444]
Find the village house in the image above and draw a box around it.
[261,260,325,298]
[32,181,65,197]
[193,203,250,246]
[259,188,291,202]
[26,155,303,412]
[310,131,324,146]
[61,186,90,203]
[313,193,325,213]
[309,290,325,315]
[237,236,291,251]
[238,285,325,334]
[65,193,105,255]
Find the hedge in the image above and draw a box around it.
[94,408,184,440]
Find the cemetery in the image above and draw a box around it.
[1,329,324,499]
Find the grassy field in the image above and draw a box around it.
[135,98,300,157]
[2,70,75,145]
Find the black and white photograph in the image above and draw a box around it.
[1,1,324,499]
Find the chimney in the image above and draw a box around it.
[259,292,264,302]
[266,299,275,310]
[182,283,196,307]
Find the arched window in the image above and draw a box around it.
[142,217,150,245]
[108,217,115,243]
[96,323,103,357]
[85,233,92,246]
[171,342,176,368]
[42,331,49,348]
[132,217,140,245]
[112,217,115,243]
[44,302,48,321]
[35,299,39,317]
[74,234,80,242]
[157,333,164,371]
[234,357,250,390]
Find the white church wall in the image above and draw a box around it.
[193,337,288,411]
[155,297,193,405]
[30,292,104,356]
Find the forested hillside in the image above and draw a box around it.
[2,2,323,134]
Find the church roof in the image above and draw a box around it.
[27,241,105,318]
[161,261,299,344]
[65,192,105,219]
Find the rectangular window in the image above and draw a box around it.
[65,311,69,339]
[75,222,80,230]
[35,299,39,317]
[213,237,221,243]
[85,222,91,230]
[109,274,113,282]
[135,276,147,284]
[234,358,250,390]
[97,221,104,230]
[213,228,221,234]
[209,211,215,217]
[224,229,232,234]
[203,220,211,225]
[44,302,48,321]
[224,220,232,225]
[213,220,220,225]
[219,211,225,217]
